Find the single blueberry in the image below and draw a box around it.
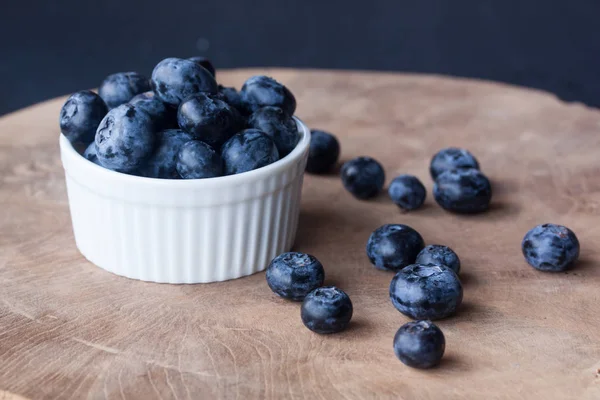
[248,106,299,157]
[59,90,108,145]
[177,93,242,148]
[99,72,151,109]
[176,140,223,179]
[388,174,427,210]
[430,147,480,180]
[394,320,445,369]
[240,75,296,116]
[416,245,461,274]
[130,91,176,131]
[306,130,340,174]
[83,142,101,165]
[389,264,463,320]
[95,104,155,173]
[522,223,580,272]
[151,57,218,106]
[139,129,193,178]
[366,224,425,271]
[221,129,279,175]
[301,286,353,334]
[266,252,325,301]
[433,168,492,213]
[218,85,246,115]
[341,157,385,199]
[188,56,216,78]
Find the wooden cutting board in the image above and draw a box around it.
[0,69,599,400]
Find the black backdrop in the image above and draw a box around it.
[1,0,599,115]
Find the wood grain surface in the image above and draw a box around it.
[1,69,599,400]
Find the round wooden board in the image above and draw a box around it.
[1,69,599,400]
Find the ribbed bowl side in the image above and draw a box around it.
[64,152,306,284]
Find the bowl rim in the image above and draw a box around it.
[60,116,311,188]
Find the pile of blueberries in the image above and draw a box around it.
[268,134,581,370]
[59,57,299,178]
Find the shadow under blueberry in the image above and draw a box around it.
[436,353,471,372]
[563,257,597,275]
[393,202,434,214]
[451,201,520,220]
[334,317,376,339]
[457,271,477,286]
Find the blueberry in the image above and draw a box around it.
[221,129,279,175]
[429,147,480,180]
[240,75,296,116]
[433,168,492,213]
[99,72,151,109]
[59,90,108,145]
[389,264,463,320]
[266,252,325,301]
[301,286,353,334]
[394,320,445,369]
[248,106,299,157]
[130,91,155,102]
[522,223,580,272]
[83,142,101,165]
[95,104,155,173]
[130,91,176,131]
[177,93,242,148]
[176,140,223,179]
[218,85,246,115]
[416,245,461,274]
[340,157,385,199]
[139,129,193,178]
[306,130,340,174]
[151,57,218,106]
[188,56,216,78]
[388,174,426,210]
[366,224,425,271]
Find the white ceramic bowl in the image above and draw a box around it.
[60,118,310,283]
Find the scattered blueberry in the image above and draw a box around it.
[248,106,299,157]
[305,130,340,174]
[218,85,246,115]
[59,90,108,145]
[83,142,101,165]
[522,223,580,272]
[151,57,218,106]
[95,104,155,173]
[176,140,223,179]
[221,129,279,175]
[340,157,385,199]
[140,129,193,178]
[430,147,480,180]
[99,72,151,109]
[188,56,216,77]
[241,75,296,116]
[416,245,461,274]
[266,252,325,301]
[394,320,445,369]
[301,286,353,334]
[390,264,463,320]
[433,168,492,213]
[388,174,426,210]
[177,93,242,148]
[130,91,176,131]
[366,224,425,271]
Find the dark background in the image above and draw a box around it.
[1,0,599,116]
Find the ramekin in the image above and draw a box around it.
[59,118,310,283]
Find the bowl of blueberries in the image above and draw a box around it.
[59,57,311,283]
